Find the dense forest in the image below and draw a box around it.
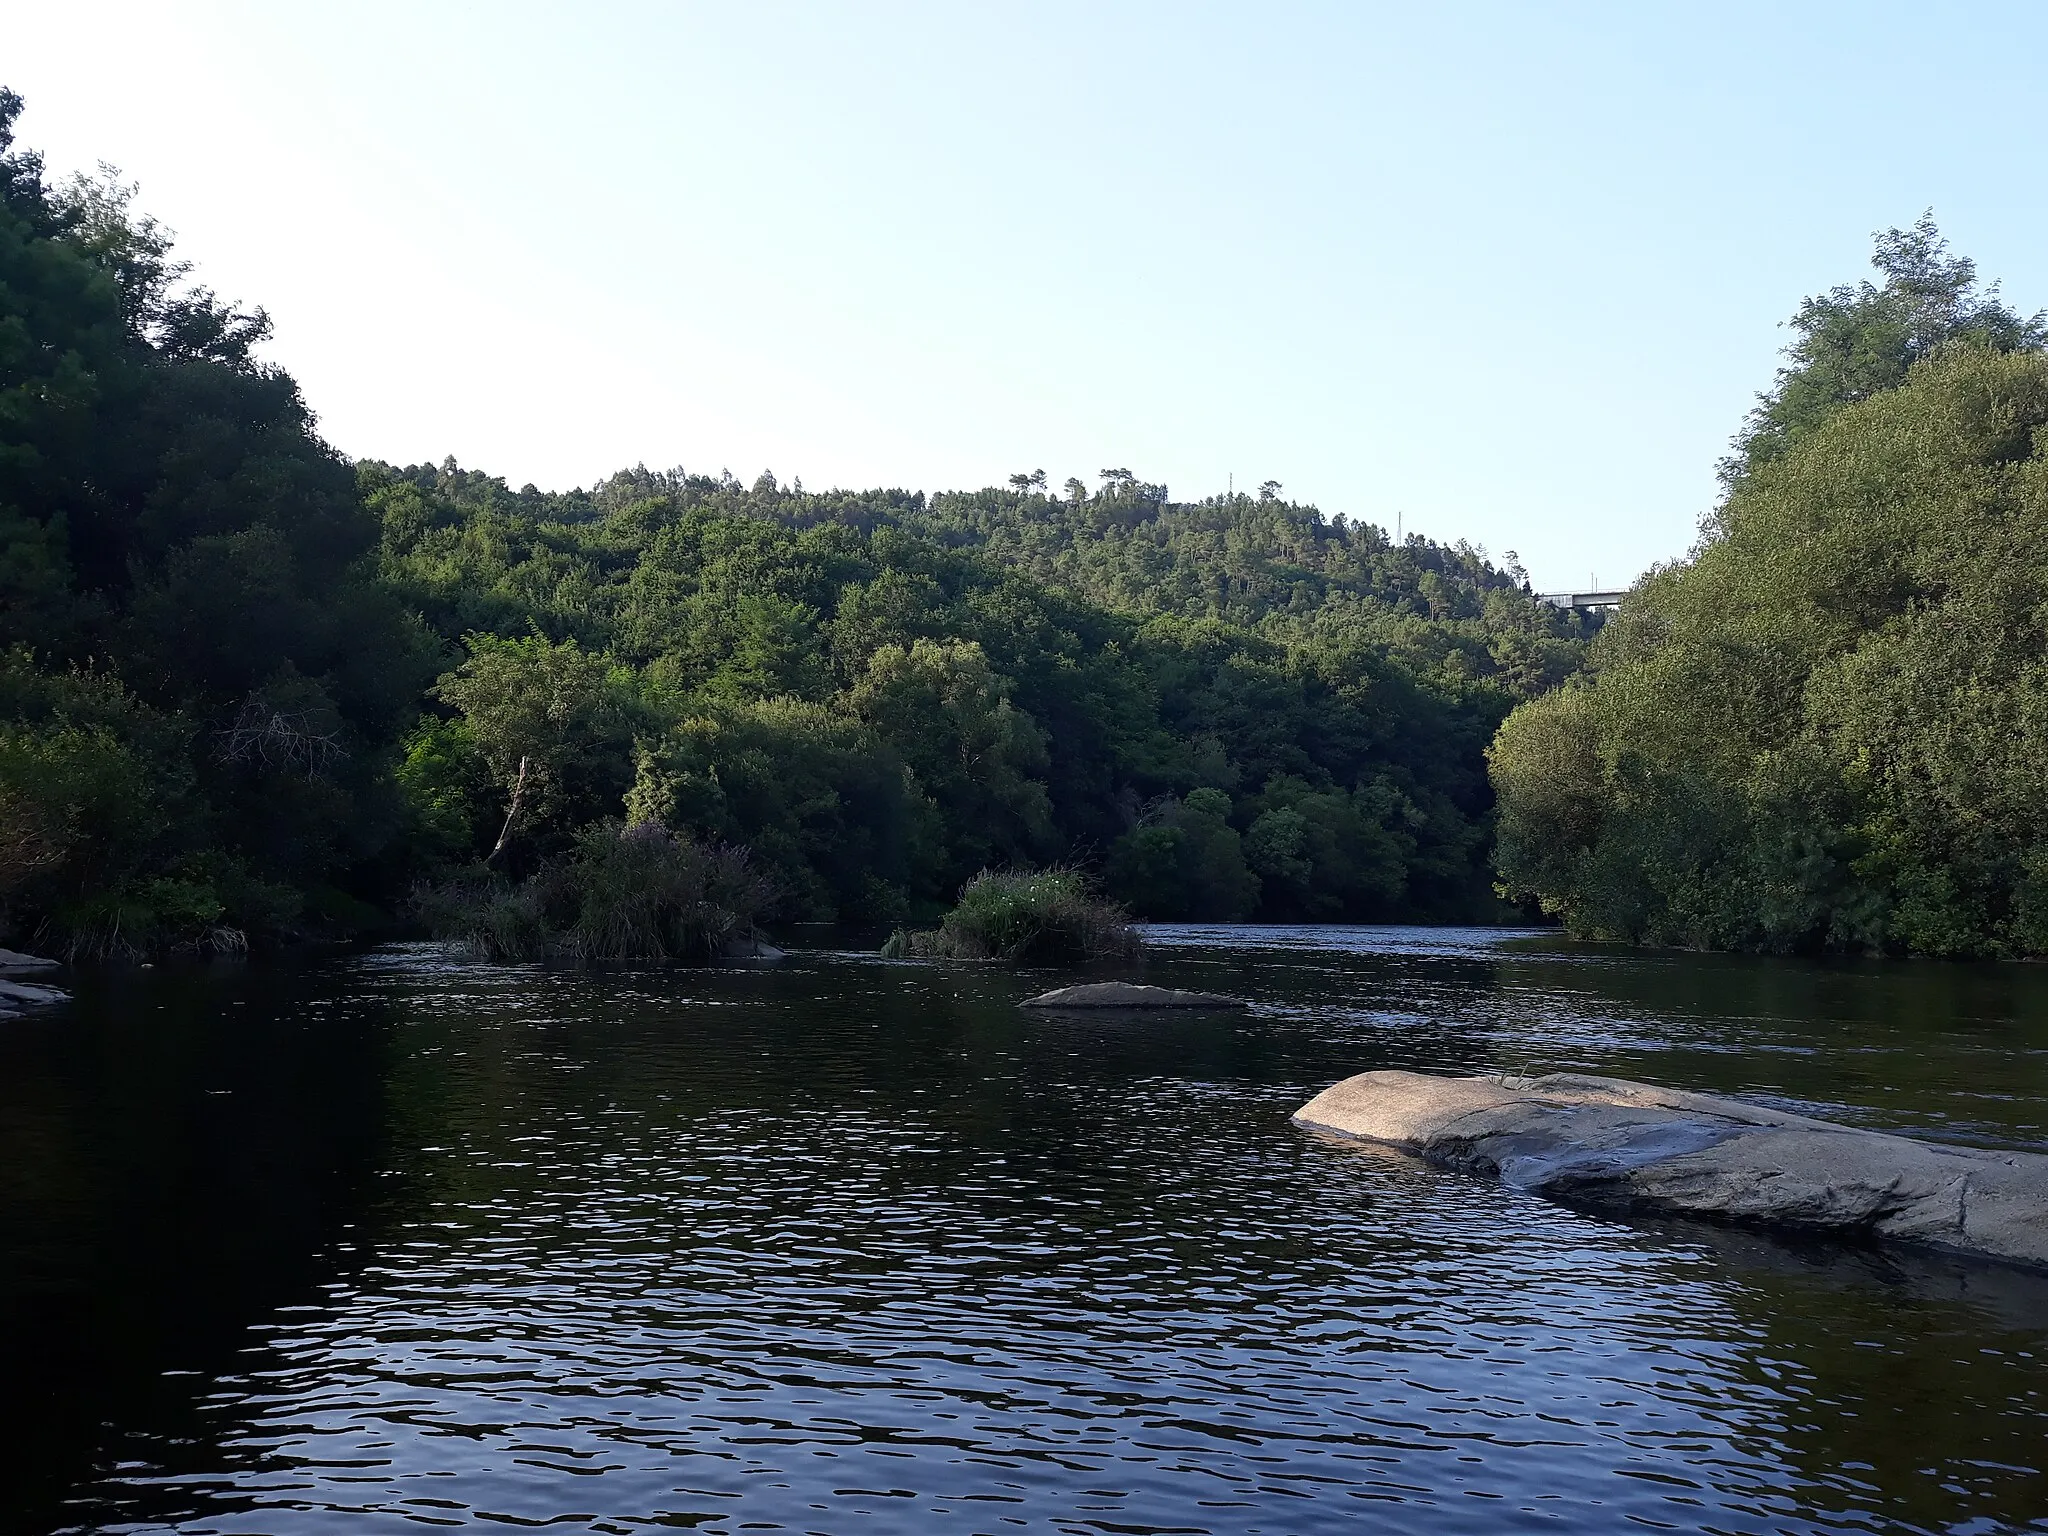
[0,90,1592,958]
[1492,217,2048,956]
[17,84,2042,963]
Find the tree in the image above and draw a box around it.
[1495,345,2048,956]
[1106,788,1259,919]
[848,638,1054,887]
[0,88,434,953]
[1724,214,2045,485]
[432,635,634,863]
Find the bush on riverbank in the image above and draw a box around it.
[882,868,1139,963]
[415,821,773,961]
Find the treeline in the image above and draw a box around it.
[0,89,1591,957]
[1492,217,2048,957]
[370,461,1585,929]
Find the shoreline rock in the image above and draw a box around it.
[1294,1069,2048,1270]
[0,975,70,1020]
[1021,981,1242,1010]
[0,948,59,974]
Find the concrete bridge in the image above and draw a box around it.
[1536,588,1627,611]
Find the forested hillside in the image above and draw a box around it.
[1492,219,2048,956]
[368,463,1588,930]
[0,89,1589,956]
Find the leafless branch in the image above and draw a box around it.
[215,695,348,775]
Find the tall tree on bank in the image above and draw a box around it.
[0,88,434,956]
[1492,222,2048,957]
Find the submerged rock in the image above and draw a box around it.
[0,976,69,1019]
[721,937,787,962]
[1295,1070,2048,1269]
[1021,981,1242,1010]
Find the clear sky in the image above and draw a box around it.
[9,2,2044,589]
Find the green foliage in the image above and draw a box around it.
[370,451,1577,927]
[1242,776,1428,921]
[1106,788,1259,921]
[393,716,497,864]
[1494,342,2048,956]
[415,821,772,962]
[888,868,1139,963]
[631,697,937,921]
[431,633,638,863]
[1726,214,2045,485]
[0,90,435,954]
[847,638,1054,889]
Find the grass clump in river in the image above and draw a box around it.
[883,868,1139,963]
[416,821,773,962]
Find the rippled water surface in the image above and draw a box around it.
[6,927,2048,1533]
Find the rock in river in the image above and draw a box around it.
[1021,982,1242,1009]
[1295,1070,2048,1270]
[0,948,59,973]
[0,975,69,1020]
[721,937,787,962]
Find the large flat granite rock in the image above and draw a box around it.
[1295,1070,2048,1269]
[1021,982,1243,1009]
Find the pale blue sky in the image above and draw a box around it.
[10,2,2044,589]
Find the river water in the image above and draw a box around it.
[5,926,2048,1534]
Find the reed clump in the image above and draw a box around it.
[415,821,773,962]
[882,868,1139,964]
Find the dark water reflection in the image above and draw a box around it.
[4,927,2047,1533]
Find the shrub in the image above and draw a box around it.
[414,820,773,962]
[411,872,553,961]
[884,868,1139,963]
[562,820,773,961]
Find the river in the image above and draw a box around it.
[4,926,2046,1534]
